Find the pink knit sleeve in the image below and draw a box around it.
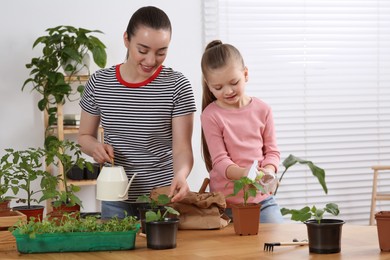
[260,107,280,172]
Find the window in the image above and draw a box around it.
[203,0,390,224]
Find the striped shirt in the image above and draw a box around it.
[80,64,196,202]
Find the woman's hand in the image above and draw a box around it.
[91,143,115,164]
[169,175,190,203]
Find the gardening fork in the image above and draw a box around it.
[264,240,308,252]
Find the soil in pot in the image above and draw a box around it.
[375,211,390,252]
[12,205,44,222]
[231,203,261,236]
[146,218,179,250]
[304,219,345,254]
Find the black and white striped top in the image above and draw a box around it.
[79,64,196,202]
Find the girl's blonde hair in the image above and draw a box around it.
[200,40,245,172]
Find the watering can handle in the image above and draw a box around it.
[118,173,137,198]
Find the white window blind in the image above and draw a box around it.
[203,0,390,225]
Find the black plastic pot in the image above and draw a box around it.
[304,219,345,254]
[146,218,179,250]
[138,205,166,234]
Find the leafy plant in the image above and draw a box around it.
[44,138,93,208]
[22,25,107,136]
[136,193,171,209]
[9,213,139,239]
[1,147,58,208]
[274,154,327,196]
[226,176,265,206]
[0,154,18,203]
[145,206,180,222]
[281,203,340,224]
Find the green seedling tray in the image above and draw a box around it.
[13,229,138,253]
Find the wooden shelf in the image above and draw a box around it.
[67,179,97,186]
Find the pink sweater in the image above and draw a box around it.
[201,97,280,205]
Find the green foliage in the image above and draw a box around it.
[44,138,93,208]
[10,213,139,239]
[226,176,265,206]
[281,203,340,224]
[145,206,180,222]
[0,153,18,202]
[136,194,171,209]
[0,147,57,208]
[22,25,107,141]
[274,154,327,196]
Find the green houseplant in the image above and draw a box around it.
[226,176,265,236]
[44,138,93,214]
[10,213,140,253]
[145,205,180,250]
[0,155,18,215]
[281,203,344,254]
[22,25,107,134]
[136,193,171,233]
[2,147,58,221]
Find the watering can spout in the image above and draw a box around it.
[119,173,137,198]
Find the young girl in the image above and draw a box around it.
[78,6,196,219]
[200,40,283,223]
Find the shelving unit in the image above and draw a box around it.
[44,75,103,211]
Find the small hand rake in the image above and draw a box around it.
[264,240,308,252]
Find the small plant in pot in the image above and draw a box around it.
[226,175,265,236]
[44,138,93,217]
[145,205,180,250]
[282,203,344,254]
[22,25,107,131]
[0,156,18,216]
[136,193,171,233]
[2,147,58,221]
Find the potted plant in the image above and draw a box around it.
[226,175,265,236]
[2,147,58,221]
[9,213,140,253]
[145,205,180,250]
[136,193,171,233]
[22,25,107,133]
[0,156,18,216]
[44,138,93,217]
[281,203,344,254]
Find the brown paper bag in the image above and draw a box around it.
[150,186,231,230]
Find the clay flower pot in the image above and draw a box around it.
[375,211,390,252]
[231,203,260,236]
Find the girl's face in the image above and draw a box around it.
[205,62,248,109]
[124,25,171,81]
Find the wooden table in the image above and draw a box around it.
[0,223,388,259]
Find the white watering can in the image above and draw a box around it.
[96,165,137,201]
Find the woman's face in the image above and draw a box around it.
[124,25,171,81]
[205,62,248,109]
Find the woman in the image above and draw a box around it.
[78,6,196,219]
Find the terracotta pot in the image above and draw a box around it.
[48,203,80,223]
[12,205,44,222]
[304,219,345,254]
[231,203,261,236]
[0,200,11,216]
[375,211,390,252]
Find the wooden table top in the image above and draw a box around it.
[0,223,388,259]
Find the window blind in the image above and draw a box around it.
[203,0,390,225]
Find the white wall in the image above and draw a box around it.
[0,0,207,213]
